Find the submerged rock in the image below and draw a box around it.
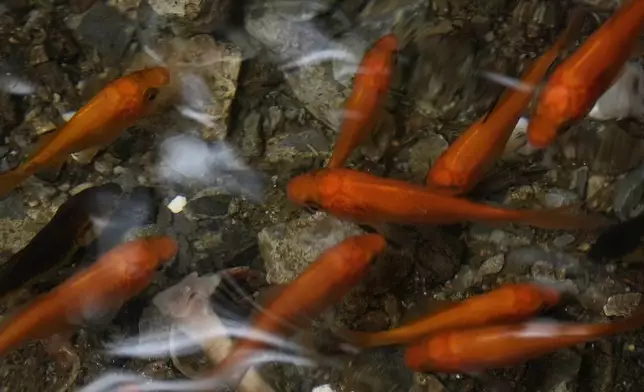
[604,293,642,317]
[258,212,365,284]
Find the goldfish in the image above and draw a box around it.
[405,309,644,373]
[327,34,398,169]
[426,10,585,195]
[210,234,386,377]
[0,236,178,356]
[527,0,644,148]
[287,168,610,230]
[0,67,170,198]
[339,283,560,348]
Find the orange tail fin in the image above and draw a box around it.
[509,208,613,230]
[0,169,30,198]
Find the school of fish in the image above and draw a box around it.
[0,0,644,389]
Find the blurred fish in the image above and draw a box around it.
[88,186,160,257]
[339,283,560,348]
[588,213,644,261]
[0,183,123,298]
[210,234,387,380]
[0,67,170,197]
[0,236,178,356]
[426,9,584,196]
[327,34,398,169]
[405,309,644,373]
[287,168,611,230]
[528,0,644,148]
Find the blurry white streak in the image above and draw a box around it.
[229,349,317,371]
[142,44,167,65]
[480,70,535,93]
[175,106,217,127]
[167,195,187,214]
[78,372,227,392]
[280,49,358,71]
[154,272,276,392]
[157,135,264,202]
[106,329,201,358]
[312,384,337,392]
[513,320,591,338]
[589,62,644,120]
[0,73,37,95]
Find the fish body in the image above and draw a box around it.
[341,283,560,348]
[213,234,387,374]
[527,0,644,148]
[0,236,178,356]
[0,183,123,298]
[327,34,397,169]
[426,10,584,195]
[0,67,170,197]
[287,168,610,230]
[405,311,644,373]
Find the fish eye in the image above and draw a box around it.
[144,87,159,101]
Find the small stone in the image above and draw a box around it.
[77,2,135,64]
[552,234,575,249]
[167,195,187,214]
[569,166,589,197]
[93,159,114,175]
[193,232,222,252]
[479,254,505,276]
[28,45,48,66]
[262,106,283,137]
[186,194,232,219]
[543,189,579,208]
[448,265,481,292]
[241,112,264,158]
[265,129,330,165]
[69,182,95,196]
[488,228,533,250]
[531,260,556,280]
[604,293,642,317]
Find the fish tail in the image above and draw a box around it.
[510,208,612,230]
[0,169,30,198]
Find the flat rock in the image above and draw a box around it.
[258,212,365,284]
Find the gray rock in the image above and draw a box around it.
[552,234,575,249]
[479,254,505,276]
[407,133,448,179]
[258,212,365,284]
[185,194,232,219]
[531,260,556,280]
[241,111,265,158]
[604,293,642,317]
[505,245,550,275]
[488,228,534,250]
[542,189,579,208]
[262,106,283,137]
[77,2,135,65]
[245,4,346,130]
[265,128,330,164]
[447,265,481,292]
[147,0,233,35]
[569,166,589,198]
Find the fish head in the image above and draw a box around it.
[356,34,399,91]
[528,84,573,148]
[375,34,398,53]
[112,67,171,119]
[287,172,322,209]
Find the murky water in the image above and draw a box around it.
[0,0,644,391]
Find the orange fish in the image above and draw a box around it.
[287,168,610,230]
[527,0,644,148]
[327,34,398,169]
[426,10,585,195]
[405,310,644,373]
[339,283,560,348]
[211,234,386,376]
[0,236,178,356]
[0,67,170,197]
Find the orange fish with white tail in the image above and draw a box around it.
[0,67,170,197]
[426,9,584,195]
[287,168,611,230]
[210,234,387,379]
[405,309,644,373]
[339,283,560,348]
[0,236,178,356]
[527,0,644,148]
[327,34,398,169]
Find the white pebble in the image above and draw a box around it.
[167,195,187,214]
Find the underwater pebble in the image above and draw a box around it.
[552,234,576,249]
[167,195,187,214]
[604,293,642,317]
[543,189,579,208]
[479,254,505,276]
[531,260,556,280]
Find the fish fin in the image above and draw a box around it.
[512,208,613,230]
[0,169,31,198]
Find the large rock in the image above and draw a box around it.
[258,212,365,284]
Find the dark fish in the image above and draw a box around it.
[87,186,161,257]
[588,213,644,261]
[0,183,123,298]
